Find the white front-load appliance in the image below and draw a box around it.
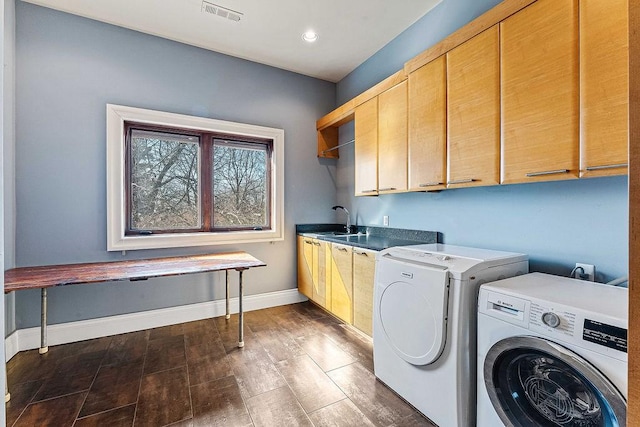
[477,272,628,427]
[374,244,528,427]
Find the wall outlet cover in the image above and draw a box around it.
[575,263,595,281]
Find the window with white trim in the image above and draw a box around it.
[106,104,284,251]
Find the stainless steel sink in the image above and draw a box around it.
[305,231,359,237]
[322,231,359,236]
[326,234,369,243]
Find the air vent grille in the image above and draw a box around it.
[201,1,243,23]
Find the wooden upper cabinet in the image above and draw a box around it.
[355,97,379,196]
[500,0,579,184]
[408,56,447,191]
[378,81,408,193]
[446,26,500,188]
[580,0,629,178]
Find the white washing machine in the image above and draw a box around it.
[477,273,628,426]
[374,244,528,427]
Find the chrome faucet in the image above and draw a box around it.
[332,205,351,233]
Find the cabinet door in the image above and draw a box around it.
[331,243,353,324]
[352,248,376,336]
[408,55,447,192]
[447,26,500,188]
[580,0,628,177]
[355,98,379,196]
[313,239,331,309]
[297,236,313,299]
[378,81,408,193]
[501,0,579,184]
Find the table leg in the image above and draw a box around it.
[5,293,10,402]
[236,268,248,348]
[225,270,230,320]
[39,288,48,354]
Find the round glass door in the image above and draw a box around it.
[484,336,626,427]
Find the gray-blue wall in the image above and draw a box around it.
[13,2,338,329]
[335,0,629,282]
[11,0,630,331]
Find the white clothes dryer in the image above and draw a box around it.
[374,244,528,427]
[477,273,628,427]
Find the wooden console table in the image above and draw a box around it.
[4,252,266,355]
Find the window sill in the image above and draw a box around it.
[108,229,284,251]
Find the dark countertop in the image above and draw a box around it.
[296,224,441,251]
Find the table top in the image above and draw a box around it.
[4,252,266,293]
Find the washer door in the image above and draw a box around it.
[484,336,626,427]
[378,266,449,365]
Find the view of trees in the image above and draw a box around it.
[129,130,268,232]
[130,132,200,230]
[213,140,268,228]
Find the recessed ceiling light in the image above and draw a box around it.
[302,31,319,43]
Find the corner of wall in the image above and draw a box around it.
[1,0,16,414]
[4,0,17,340]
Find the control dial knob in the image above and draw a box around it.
[542,312,561,328]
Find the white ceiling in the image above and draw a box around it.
[22,0,442,82]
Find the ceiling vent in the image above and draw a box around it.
[201,1,243,22]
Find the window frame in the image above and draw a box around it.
[107,104,285,251]
[125,125,204,234]
[210,137,273,232]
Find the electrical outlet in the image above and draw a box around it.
[383,215,389,226]
[575,263,595,281]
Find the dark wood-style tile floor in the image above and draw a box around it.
[6,302,436,427]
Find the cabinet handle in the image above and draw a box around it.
[585,163,628,171]
[337,247,349,252]
[314,242,321,246]
[447,178,476,185]
[361,189,378,193]
[354,251,369,257]
[419,182,443,187]
[378,187,396,191]
[304,240,313,244]
[526,169,569,178]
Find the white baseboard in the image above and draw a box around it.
[5,289,307,361]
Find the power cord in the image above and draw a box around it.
[568,269,628,287]
[569,265,586,280]
[606,276,628,287]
